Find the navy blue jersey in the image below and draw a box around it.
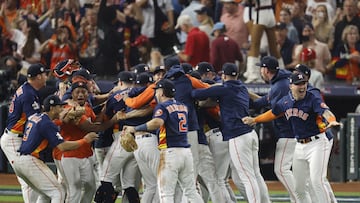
[251,69,294,139]
[6,82,42,134]
[154,99,190,149]
[105,88,130,120]
[19,113,64,158]
[272,91,330,139]
[192,80,253,141]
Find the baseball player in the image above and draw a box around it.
[192,63,271,203]
[0,63,49,202]
[294,64,337,203]
[12,95,98,203]
[243,72,340,203]
[249,56,297,202]
[58,81,119,203]
[124,79,203,203]
[96,71,141,203]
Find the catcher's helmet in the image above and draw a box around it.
[53,59,82,80]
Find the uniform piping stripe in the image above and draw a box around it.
[320,138,331,202]
[278,139,296,200]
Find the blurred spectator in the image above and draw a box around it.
[331,25,360,84]
[94,0,124,80]
[39,25,77,70]
[332,0,360,55]
[149,49,164,70]
[195,6,214,41]
[176,15,210,66]
[306,0,335,22]
[178,0,202,27]
[312,4,334,49]
[77,7,98,72]
[132,34,152,65]
[291,23,331,74]
[275,0,295,22]
[116,1,143,70]
[3,0,19,27]
[291,0,312,42]
[137,0,176,55]
[275,22,296,70]
[0,56,26,101]
[210,22,243,73]
[279,8,299,44]
[298,48,324,90]
[220,0,248,51]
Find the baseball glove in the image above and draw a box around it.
[63,106,85,125]
[120,132,138,152]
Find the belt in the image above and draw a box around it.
[135,134,153,139]
[5,129,23,138]
[297,135,319,144]
[256,5,273,11]
[211,128,221,134]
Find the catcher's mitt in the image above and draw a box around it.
[120,132,138,152]
[64,106,85,124]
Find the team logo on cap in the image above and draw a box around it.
[298,74,304,80]
[49,99,55,105]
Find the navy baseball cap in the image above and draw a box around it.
[136,72,154,85]
[153,65,166,74]
[132,64,150,75]
[115,71,135,84]
[294,64,311,78]
[43,95,67,112]
[154,79,176,97]
[256,56,279,70]
[222,63,238,76]
[289,72,308,85]
[72,69,96,80]
[164,56,180,70]
[275,22,287,30]
[181,63,193,74]
[27,63,50,78]
[71,81,88,92]
[196,62,214,75]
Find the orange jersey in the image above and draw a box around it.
[60,103,96,158]
[125,83,157,109]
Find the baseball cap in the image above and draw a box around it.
[294,64,311,78]
[275,22,287,30]
[153,65,166,75]
[72,69,96,80]
[222,63,238,76]
[43,95,67,112]
[164,56,180,70]
[256,56,279,70]
[132,64,150,75]
[299,48,316,62]
[27,63,49,78]
[212,22,226,36]
[289,72,308,85]
[175,15,192,29]
[131,35,149,47]
[136,72,154,85]
[153,79,176,97]
[195,62,214,75]
[71,81,88,92]
[194,6,210,15]
[181,63,193,74]
[114,71,135,84]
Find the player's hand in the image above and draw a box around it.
[116,110,127,120]
[325,121,341,130]
[242,116,256,126]
[84,132,99,143]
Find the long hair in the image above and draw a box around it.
[22,19,42,58]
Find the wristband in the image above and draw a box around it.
[135,123,148,132]
[77,139,87,146]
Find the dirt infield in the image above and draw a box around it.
[1,173,359,193]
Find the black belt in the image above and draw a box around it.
[256,5,273,11]
[211,128,221,134]
[297,135,319,144]
[5,129,23,138]
[136,134,153,139]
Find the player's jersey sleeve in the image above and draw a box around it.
[187,75,210,89]
[105,90,127,118]
[42,119,64,148]
[153,104,168,122]
[311,93,329,116]
[125,83,156,109]
[192,85,226,100]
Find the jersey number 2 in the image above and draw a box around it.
[178,113,187,132]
